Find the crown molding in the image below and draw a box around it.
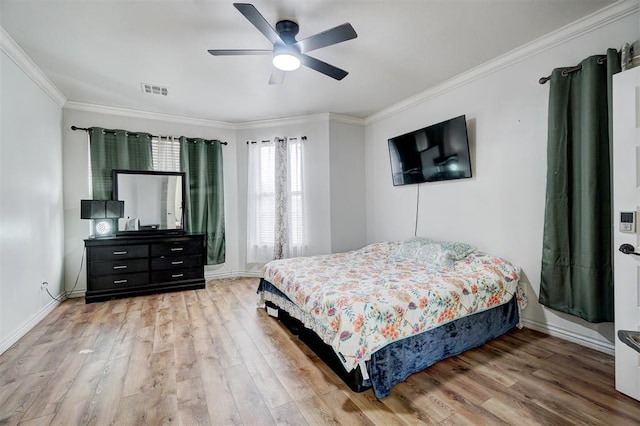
[0,25,66,107]
[235,112,365,130]
[328,113,366,127]
[365,0,640,125]
[63,101,238,130]
[238,112,332,130]
[64,101,366,130]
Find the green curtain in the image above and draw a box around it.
[89,128,152,199]
[539,49,620,323]
[180,137,225,265]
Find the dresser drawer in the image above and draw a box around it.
[151,267,203,284]
[90,272,150,291]
[89,258,149,277]
[151,255,202,270]
[150,241,202,257]
[90,245,148,261]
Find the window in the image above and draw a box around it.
[151,136,181,172]
[255,142,276,247]
[247,138,305,263]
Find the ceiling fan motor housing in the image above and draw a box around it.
[276,20,299,44]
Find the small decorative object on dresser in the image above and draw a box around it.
[84,234,206,303]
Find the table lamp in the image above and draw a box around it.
[81,200,124,238]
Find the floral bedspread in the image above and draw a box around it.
[260,241,526,371]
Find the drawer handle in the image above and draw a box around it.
[113,279,128,284]
[171,260,184,265]
[113,265,128,270]
[171,273,184,278]
[171,247,184,252]
[113,251,128,255]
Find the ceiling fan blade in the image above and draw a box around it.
[268,69,285,85]
[294,23,357,53]
[208,49,272,56]
[233,3,283,45]
[300,54,348,80]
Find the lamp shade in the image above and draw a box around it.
[105,200,125,218]
[81,200,124,219]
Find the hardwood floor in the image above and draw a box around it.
[1,277,639,425]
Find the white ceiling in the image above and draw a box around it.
[0,0,615,123]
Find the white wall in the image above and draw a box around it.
[365,11,640,352]
[62,108,240,292]
[0,50,64,352]
[330,119,367,253]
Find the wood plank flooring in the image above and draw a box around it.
[1,277,639,425]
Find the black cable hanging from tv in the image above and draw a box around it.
[414,184,420,237]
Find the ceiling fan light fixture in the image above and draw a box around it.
[272,52,300,71]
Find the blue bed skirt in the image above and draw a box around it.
[258,278,519,398]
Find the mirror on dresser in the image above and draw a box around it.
[113,170,186,235]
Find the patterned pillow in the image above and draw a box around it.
[437,240,477,260]
[389,238,455,270]
[406,236,435,245]
[409,236,477,260]
[414,242,455,269]
[389,239,423,261]
[390,236,477,267]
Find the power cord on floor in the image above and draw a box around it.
[44,246,86,303]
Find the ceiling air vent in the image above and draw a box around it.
[141,83,168,96]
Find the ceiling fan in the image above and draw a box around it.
[208,3,357,84]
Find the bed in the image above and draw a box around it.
[257,237,527,398]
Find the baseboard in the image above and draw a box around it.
[205,270,261,281]
[0,292,64,355]
[66,289,85,298]
[522,318,614,355]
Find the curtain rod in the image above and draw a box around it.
[246,136,307,144]
[539,56,607,85]
[70,126,228,145]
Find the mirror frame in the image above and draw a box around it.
[112,169,187,236]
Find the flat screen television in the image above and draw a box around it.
[388,115,472,186]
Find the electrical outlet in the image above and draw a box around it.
[40,281,48,291]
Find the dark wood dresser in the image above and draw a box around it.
[84,233,206,303]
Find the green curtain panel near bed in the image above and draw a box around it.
[180,138,225,265]
[539,49,620,323]
[89,127,152,199]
